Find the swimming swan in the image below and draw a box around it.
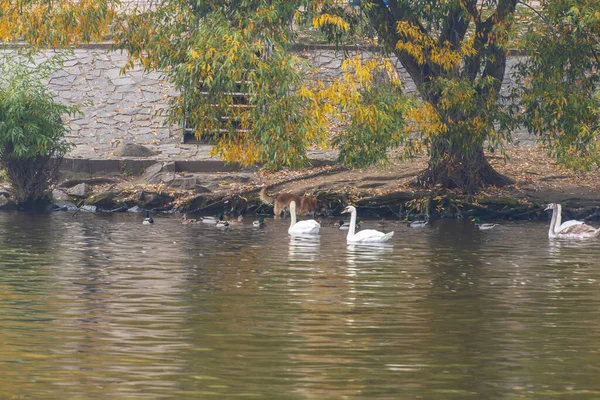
[288,200,320,235]
[545,203,600,239]
[341,206,394,243]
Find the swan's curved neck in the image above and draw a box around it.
[549,204,562,237]
[347,208,357,239]
[289,201,297,228]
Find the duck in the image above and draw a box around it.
[471,217,496,230]
[215,220,230,228]
[143,211,154,225]
[182,214,197,224]
[228,215,244,226]
[341,206,394,243]
[288,200,320,235]
[339,218,361,230]
[408,217,428,228]
[201,212,224,224]
[545,203,600,239]
[376,218,386,228]
[253,216,267,228]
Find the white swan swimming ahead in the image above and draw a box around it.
[341,206,394,243]
[545,203,600,239]
[288,200,320,235]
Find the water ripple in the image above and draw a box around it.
[0,214,599,398]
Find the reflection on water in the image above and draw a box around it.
[0,213,600,398]
[288,235,321,262]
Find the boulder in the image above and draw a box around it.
[52,201,79,211]
[144,163,164,181]
[195,186,212,194]
[218,173,254,183]
[0,194,10,208]
[147,172,217,192]
[84,191,119,208]
[67,183,90,197]
[52,189,70,201]
[137,192,174,209]
[115,143,157,157]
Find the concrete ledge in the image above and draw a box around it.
[61,158,156,175]
[60,158,245,175]
[174,160,244,173]
[60,157,335,176]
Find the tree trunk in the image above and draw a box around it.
[416,139,512,193]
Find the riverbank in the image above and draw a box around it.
[17,143,596,223]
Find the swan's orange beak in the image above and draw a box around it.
[341,208,349,214]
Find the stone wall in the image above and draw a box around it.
[36,45,526,161]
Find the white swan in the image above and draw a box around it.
[545,203,600,239]
[341,206,394,243]
[288,200,320,235]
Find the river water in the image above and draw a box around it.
[1,211,600,398]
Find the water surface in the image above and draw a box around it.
[0,212,599,398]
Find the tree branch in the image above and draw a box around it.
[439,1,472,50]
[365,0,433,94]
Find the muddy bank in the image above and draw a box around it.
[43,181,600,224]
[1,145,598,223]
[31,173,600,224]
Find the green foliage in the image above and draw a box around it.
[0,54,79,205]
[0,54,77,158]
[0,0,118,48]
[112,0,324,169]
[110,0,600,193]
[512,0,600,169]
[334,83,413,168]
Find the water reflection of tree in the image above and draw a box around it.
[0,212,67,397]
[417,219,519,398]
[0,213,197,398]
[412,220,600,398]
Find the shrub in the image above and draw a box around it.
[0,54,79,207]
